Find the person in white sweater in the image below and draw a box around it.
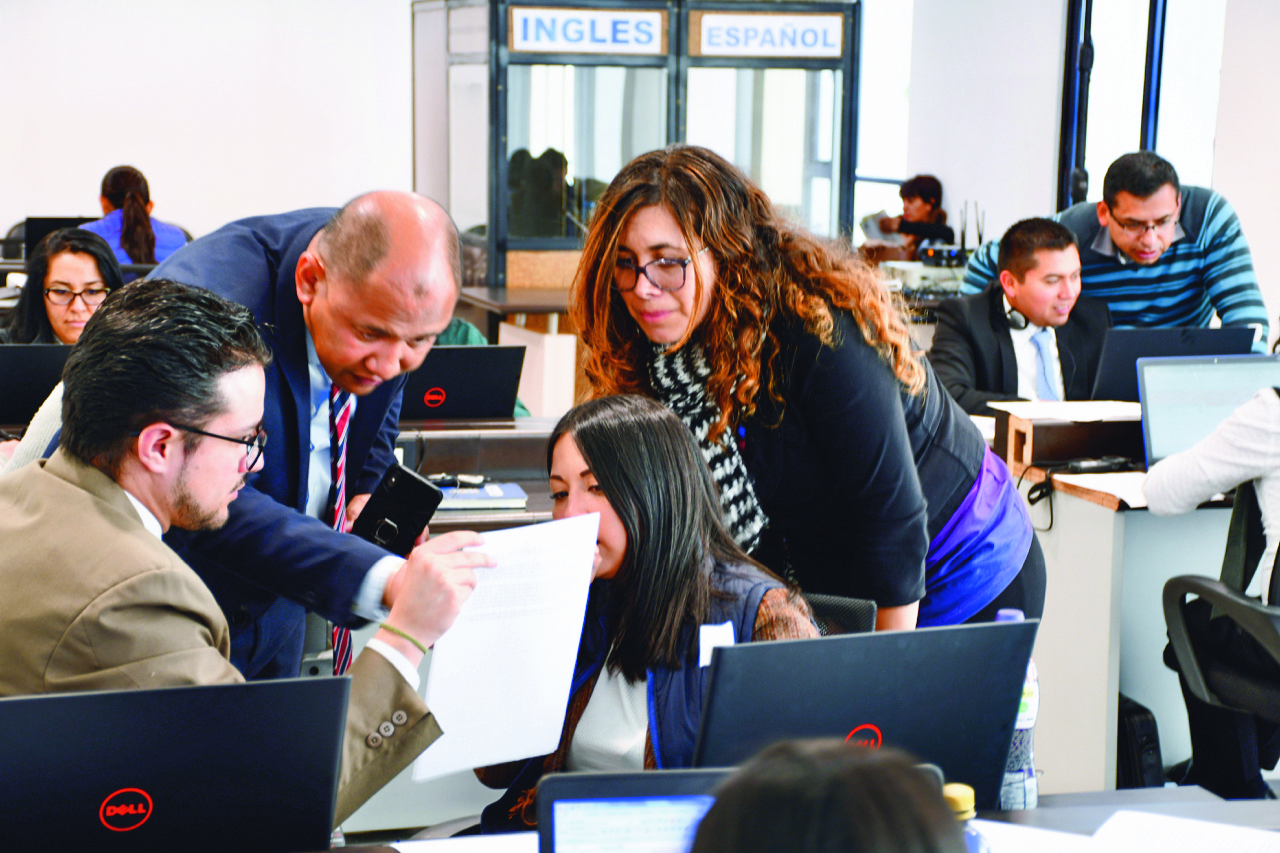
[1143,387,1280,799]
[1144,387,1280,604]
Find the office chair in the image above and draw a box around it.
[2,221,22,260]
[802,592,877,636]
[1162,481,1280,798]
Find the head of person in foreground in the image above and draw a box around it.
[60,278,272,531]
[689,739,966,853]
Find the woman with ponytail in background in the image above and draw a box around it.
[81,165,188,269]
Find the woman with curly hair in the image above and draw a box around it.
[571,145,1042,630]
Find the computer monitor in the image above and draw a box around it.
[23,216,97,258]
[693,620,1038,810]
[1139,354,1280,467]
[1091,327,1255,402]
[0,677,348,852]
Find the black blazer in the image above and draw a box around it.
[928,283,1112,416]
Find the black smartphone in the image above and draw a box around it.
[350,464,444,556]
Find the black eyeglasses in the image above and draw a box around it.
[45,287,109,306]
[613,246,710,293]
[170,423,268,469]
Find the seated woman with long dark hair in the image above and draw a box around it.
[475,395,817,832]
[2,229,124,344]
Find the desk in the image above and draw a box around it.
[981,786,1280,834]
[1018,468,1231,795]
[457,287,569,342]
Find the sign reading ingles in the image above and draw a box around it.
[509,7,668,55]
[692,12,844,59]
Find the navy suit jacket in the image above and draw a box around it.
[154,209,404,678]
[928,282,1112,416]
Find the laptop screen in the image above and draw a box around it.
[1139,355,1280,466]
[552,795,714,853]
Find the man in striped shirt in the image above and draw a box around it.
[963,152,1268,351]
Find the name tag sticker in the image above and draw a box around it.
[699,621,736,667]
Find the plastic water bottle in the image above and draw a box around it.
[943,783,991,853]
[996,608,1038,809]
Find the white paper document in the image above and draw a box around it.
[986,400,1142,422]
[1050,471,1151,509]
[1091,809,1280,852]
[412,513,600,781]
[971,819,1099,852]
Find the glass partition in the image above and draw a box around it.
[507,65,668,238]
[686,67,843,236]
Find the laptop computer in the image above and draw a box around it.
[400,345,525,421]
[0,344,70,426]
[0,677,349,852]
[536,769,729,853]
[1139,354,1280,468]
[1090,327,1255,402]
[692,620,1038,810]
[23,216,97,258]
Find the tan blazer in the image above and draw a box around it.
[0,449,442,825]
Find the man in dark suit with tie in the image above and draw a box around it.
[154,191,461,679]
[929,217,1112,416]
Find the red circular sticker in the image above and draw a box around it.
[423,387,447,407]
[100,787,153,831]
[845,723,883,749]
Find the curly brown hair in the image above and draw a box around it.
[571,145,924,443]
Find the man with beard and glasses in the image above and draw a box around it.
[0,279,490,826]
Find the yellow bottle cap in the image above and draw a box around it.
[942,783,976,820]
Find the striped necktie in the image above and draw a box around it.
[330,383,354,676]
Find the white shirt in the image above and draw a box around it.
[1144,388,1280,604]
[305,333,401,623]
[566,663,649,771]
[122,488,418,688]
[1004,295,1065,402]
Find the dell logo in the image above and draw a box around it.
[845,723,883,749]
[423,387,447,407]
[99,788,153,832]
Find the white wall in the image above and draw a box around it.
[0,0,413,240]
[1214,0,1280,348]
[906,0,1068,245]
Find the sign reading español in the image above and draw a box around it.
[692,12,844,59]
[509,7,668,55]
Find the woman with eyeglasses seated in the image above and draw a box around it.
[570,145,1042,632]
[689,739,966,853]
[473,395,817,832]
[1,229,124,345]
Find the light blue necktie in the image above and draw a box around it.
[1030,328,1060,401]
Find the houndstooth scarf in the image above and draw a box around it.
[649,344,768,554]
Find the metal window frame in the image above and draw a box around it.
[489,0,860,285]
[1057,0,1169,212]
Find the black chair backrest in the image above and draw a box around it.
[802,592,877,635]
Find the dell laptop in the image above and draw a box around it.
[692,620,1038,810]
[0,677,349,852]
[1091,327,1255,402]
[0,344,70,427]
[1139,354,1280,468]
[536,769,729,853]
[400,345,525,421]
